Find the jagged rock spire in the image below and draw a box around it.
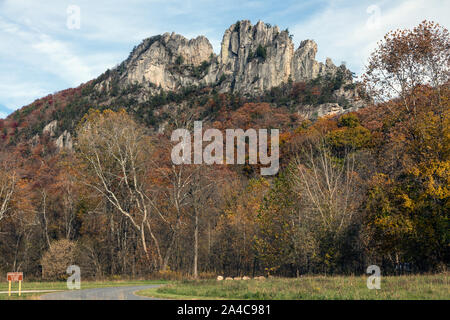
[96,20,342,94]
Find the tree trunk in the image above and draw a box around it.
[140,225,150,262]
[193,209,199,279]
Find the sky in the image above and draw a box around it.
[0,0,449,117]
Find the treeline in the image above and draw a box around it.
[0,21,448,279]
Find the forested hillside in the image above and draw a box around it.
[0,21,448,279]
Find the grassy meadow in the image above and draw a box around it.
[1,274,448,300]
[137,274,449,300]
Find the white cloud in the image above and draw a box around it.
[32,34,94,84]
[0,80,49,110]
[0,17,94,84]
[291,0,450,76]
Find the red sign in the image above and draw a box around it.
[7,272,23,282]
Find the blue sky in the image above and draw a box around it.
[0,0,449,117]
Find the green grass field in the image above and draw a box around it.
[1,274,448,300]
[0,280,168,300]
[137,274,449,300]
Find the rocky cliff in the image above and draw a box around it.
[124,33,214,91]
[215,20,338,93]
[95,20,344,95]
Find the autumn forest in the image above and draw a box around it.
[0,21,448,280]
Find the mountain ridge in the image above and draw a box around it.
[1,20,367,149]
[95,20,346,95]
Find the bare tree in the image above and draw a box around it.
[155,109,221,277]
[290,141,361,234]
[39,190,51,248]
[0,165,16,224]
[148,111,200,271]
[76,110,164,268]
[186,165,217,278]
[150,161,197,271]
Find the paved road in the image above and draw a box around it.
[40,285,161,300]
[0,290,61,294]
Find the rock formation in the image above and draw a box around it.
[39,120,73,151]
[214,20,338,93]
[123,33,214,91]
[55,130,73,151]
[95,20,345,96]
[43,120,58,137]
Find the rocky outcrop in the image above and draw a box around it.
[56,130,73,151]
[43,120,58,137]
[96,32,215,92]
[213,21,338,93]
[95,20,346,96]
[214,20,293,93]
[39,120,73,151]
[298,103,361,119]
[127,33,214,89]
[292,40,337,81]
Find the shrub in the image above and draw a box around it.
[41,239,77,280]
[175,55,184,65]
[338,113,360,128]
[326,125,372,151]
[256,45,267,61]
[234,21,241,32]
